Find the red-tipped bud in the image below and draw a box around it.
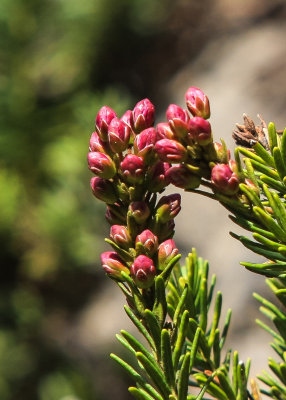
[101,251,129,281]
[89,131,106,153]
[155,139,187,163]
[158,219,175,241]
[158,239,179,270]
[135,229,158,256]
[156,122,175,141]
[120,110,133,129]
[188,117,212,146]
[105,205,126,225]
[95,106,117,141]
[185,86,210,119]
[245,179,260,195]
[88,152,116,178]
[132,98,155,133]
[156,193,181,223]
[166,164,201,189]
[129,201,150,224]
[120,154,144,184]
[110,225,132,249]
[213,142,230,163]
[108,117,131,153]
[90,177,117,204]
[134,127,157,160]
[147,161,170,193]
[166,104,190,138]
[130,255,156,288]
[228,160,239,175]
[211,164,239,195]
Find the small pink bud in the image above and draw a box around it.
[166,104,190,138]
[211,164,239,195]
[158,239,179,270]
[213,142,230,163]
[105,205,126,225]
[88,152,116,179]
[245,179,260,195]
[159,219,175,241]
[228,160,239,175]
[132,98,155,133]
[120,154,144,184]
[101,251,129,281]
[129,201,150,224]
[110,225,132,249]
[90,177,117,204]
[156,193,181,223]
[166,164,201,189]
[108,117,131,153]
[154,139,187,163]
[188,117,212,146]
[185,86,210,119]
[156,122,175,141]
[135,229,158,256]
[130,255,156,288]
[147,161,170,193]
[120,110,133,129]
[134,127,157,160]
[95,106,117,141]
[89,131,106,153]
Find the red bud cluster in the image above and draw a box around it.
[89,86,251,289]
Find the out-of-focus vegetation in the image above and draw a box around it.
[1,0,215,398]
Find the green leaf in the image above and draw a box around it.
[129,387,158,400]
[219,309,232,350]
[268,122,278,154]
[259,175,286,193]
[273,147,286,180]
[199,277,208,332]
[161,329,175,389]
[124,306,156,351]
[152,276,167,327]
[253,141,275,168]
[178,352,191,400]
[105,238,134,262]
[280,128,286,169]
[144,309,161,359]
[160,254,182,281]
[217,370,236,400]
[121,330,157,366]
[172,310,189,370]
[136,352,171,398]
[208,292,222,348]
[173,285,189,328]
[253,206,286,242]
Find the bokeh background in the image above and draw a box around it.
[1,0,286,399]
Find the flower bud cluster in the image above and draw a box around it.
[88,98,182,289]
[88,86,258,290]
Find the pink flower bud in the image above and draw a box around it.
[166,104,190,138]
[154,139,187,163]
[158,239,179,270]
[129,201,150,224]
[95,106,117,141]
[108,117,131,153]
[156,193,181,223]
[156,122,176,141]
[120,154,144,184]
[228,159,239,175]
[159,219,175,241]
[120,110,133,129]
[110,225,132,249]
[130,255,156,288]
[105,205,126,225]
[89,131,106,153]
[185,86,210,119]
[135,229,158,256]
[188,117,212,146]
[132,98,155,133]
[87,152,116,179]
[147,161,170,193]
[90,177,117,204]
[211,164,239,195]
[213,142,230,163]
[134,127,157,160]
[166,164,201,189]
[101,251,129,281]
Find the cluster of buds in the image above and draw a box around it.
[88,98,182,290]
[88,86,258,290]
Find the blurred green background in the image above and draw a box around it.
[0,0,214,398]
